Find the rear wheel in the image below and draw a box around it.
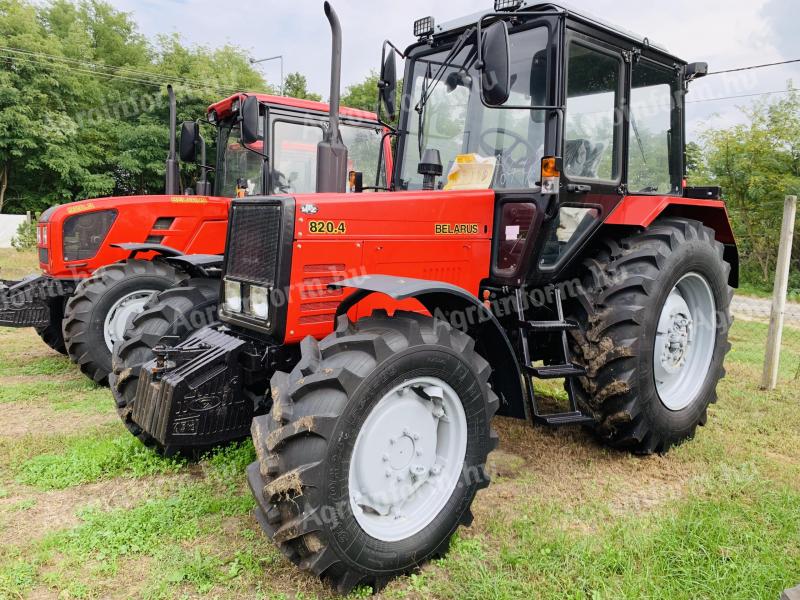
[568,218,733,454]
[35,296,67,355]
[110,279,219,445]
[63,260,187,385]
[249,311,499,594]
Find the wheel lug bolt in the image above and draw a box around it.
[385,470,392,478]
[413,433,420,441]
[416,450,423,457]
[382,454,389,463]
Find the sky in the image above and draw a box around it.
[111,0,800,139]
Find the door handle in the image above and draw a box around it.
[566,184,592,194]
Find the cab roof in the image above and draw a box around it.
[427,1,681,63]
[208,93,380,123]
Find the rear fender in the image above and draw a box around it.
[331,274,526,419]
[604,198,739,287]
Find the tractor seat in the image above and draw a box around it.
[564,139,605,179]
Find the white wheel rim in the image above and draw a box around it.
[653,273,717,411]
[102,290,158,352]
[348,376,468,542]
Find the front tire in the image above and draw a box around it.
[568,218,733,454]
[35,296,67,355]
[110,279,220,445]
[249,311,499,594]
[63,260,187,385]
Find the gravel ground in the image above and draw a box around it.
[732,295,800,326]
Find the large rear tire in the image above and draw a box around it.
[63,260,187,385]
[249,310,499,594]
[568,218,733,454]
[35,296,67,355]
[110,279,220,445]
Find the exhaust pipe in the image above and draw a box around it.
[165,85,180,195]
[315,1,348,193]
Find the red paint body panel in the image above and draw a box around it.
[284,190,496,343]
[606,195,736,244]
[40,195,230,278]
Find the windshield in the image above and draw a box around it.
[399,26,550,191]
[217,119,266,198]
[217,117,386,197]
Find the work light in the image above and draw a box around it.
[495,0,523,11]
[224,279,242,313]
[248,286,270,320]
[414,16,435,38]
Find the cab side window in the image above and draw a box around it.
[563,42,622,182]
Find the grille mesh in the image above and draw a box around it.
[226,203,282,285]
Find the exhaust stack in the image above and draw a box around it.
[315,1,348,193]
[165,85,180,195]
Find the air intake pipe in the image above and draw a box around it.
[165,85,180,195]
[315,2,348,193]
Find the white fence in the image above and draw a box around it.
[0,214,29,249]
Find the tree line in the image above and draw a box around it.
[1,0,797,293]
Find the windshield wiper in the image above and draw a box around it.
[415,27,476,156]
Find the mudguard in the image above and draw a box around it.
[111,243,184,258]
[331,274,526,419]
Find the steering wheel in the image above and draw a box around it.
[479,128,535,164]
[479,128,537,186]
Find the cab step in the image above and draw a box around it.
[526,364,586,379]
[521,320,579,333]
[534,411,596,427]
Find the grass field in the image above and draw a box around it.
[1,248,799,599]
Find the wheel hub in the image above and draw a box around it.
[349,377,467,541]
[653,273,717,411]
[103,290,158,351]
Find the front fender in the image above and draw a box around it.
[111,243,184,258]
[331,274,526,419]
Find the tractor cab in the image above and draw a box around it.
[207,94,390,199]
[386,1,708,285]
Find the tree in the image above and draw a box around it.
[693,87,800,286]
[0,0,269,212]
[283,72,321,102]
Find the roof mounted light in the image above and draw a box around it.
[495,0,523,11]
[414,16,435,39]
[207,109,218,124]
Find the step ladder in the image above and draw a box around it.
[515,288,595,427]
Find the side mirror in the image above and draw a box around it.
[241,96,261,145]
[179,121,199,163]
[379,52,397,120]
[480,21,511,106]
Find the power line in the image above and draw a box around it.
[707,59,800,76]
[687,89,795,104]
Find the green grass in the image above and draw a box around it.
[412,464,800,599]
[0,247,38,281]
[13,430,186,490]
[0,316,799,598]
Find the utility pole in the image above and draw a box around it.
[250,55,284,96]
[761,195,797,390]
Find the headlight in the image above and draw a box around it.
[41,226,48,246]
[248,286,270,320]
[224,280,242,313]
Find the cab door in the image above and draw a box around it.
[537,31,627,276]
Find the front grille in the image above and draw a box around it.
[226,203,282,285]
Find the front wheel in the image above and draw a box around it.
[63,260,187,385]
[249,310,499,594]
[568,218,733,454]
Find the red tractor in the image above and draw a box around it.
[0,88,391,385]
[122,1,737,593]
